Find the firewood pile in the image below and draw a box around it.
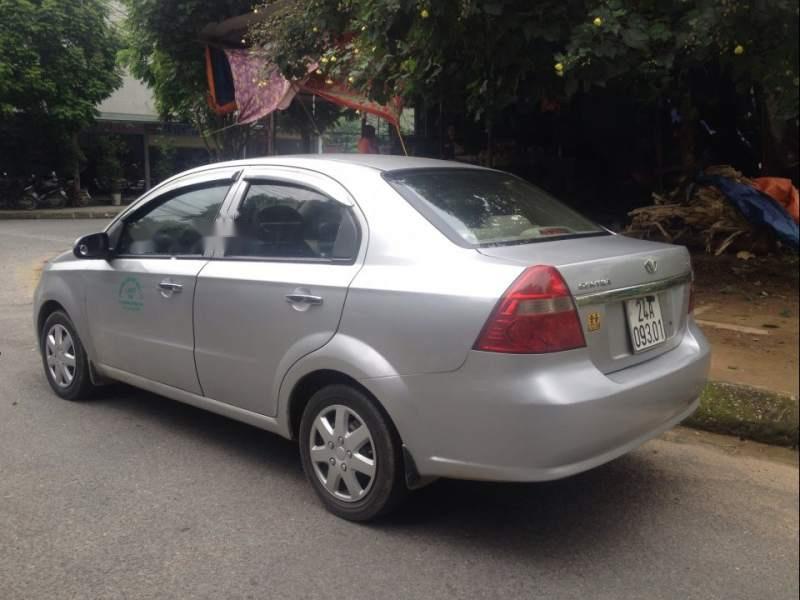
[625,165,758,255]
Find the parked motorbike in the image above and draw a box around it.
[19,172,68,210]
[1,173,36,210]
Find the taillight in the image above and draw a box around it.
[474,265,586,354]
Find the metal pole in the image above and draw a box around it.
[267,113,275,155]
[143,133,151,190]
[395,123,409,156]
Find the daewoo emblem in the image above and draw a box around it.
[644,258,658,274]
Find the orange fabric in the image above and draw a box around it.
[300,75,402,126]
[205,46,237,115]
[753,177,800,224]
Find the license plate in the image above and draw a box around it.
[624,295,667,353]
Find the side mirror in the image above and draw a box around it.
[73,232,110,259]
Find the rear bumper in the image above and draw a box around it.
[363,321,710,482]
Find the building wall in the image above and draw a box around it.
[97,72,159,123]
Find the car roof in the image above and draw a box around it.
[296,154,480,172]
[166,154,487,182]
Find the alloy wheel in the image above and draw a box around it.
[309,404,377,502]
[45,324,76,388]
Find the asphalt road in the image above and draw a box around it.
[1,219,798,600]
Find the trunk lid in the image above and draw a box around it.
[478,234,692,373]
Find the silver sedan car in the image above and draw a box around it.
[34,155,710,521]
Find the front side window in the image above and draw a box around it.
[384,169,606,247]
[116,183,229,256]
[226,182,358,260]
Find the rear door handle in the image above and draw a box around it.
[285,293,323,306]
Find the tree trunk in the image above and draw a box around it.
[755,85,791,177]
[678,93,696,174]
[485,111,494,168]
[655,99,664,193]
[71,132,81,206]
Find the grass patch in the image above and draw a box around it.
[685,381,798,448]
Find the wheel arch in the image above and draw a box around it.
[287,369,392,441]
[37,299,67,339]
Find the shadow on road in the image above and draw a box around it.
[90,384,302,479]
[87,383,679,560]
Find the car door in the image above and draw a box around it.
[86,171,237,394]
[193,167,365,416]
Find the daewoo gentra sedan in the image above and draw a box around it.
[34,155,710,521]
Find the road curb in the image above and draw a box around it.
[0,208,125,220]
[685,381,799,448]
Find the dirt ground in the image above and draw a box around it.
[692,253,799,398]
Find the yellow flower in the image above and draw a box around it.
[348,76,354,83]
[325,78,334,85]
[420,8,430,18]
[320,56,329,63]
[312,26,318,32]
[734,44,745,55]
[593,17,602,27]
[330,55,336,62]
[554,62,564,72]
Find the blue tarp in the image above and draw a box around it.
[700,175,800,250]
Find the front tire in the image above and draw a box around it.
[299,384,407,521]
[40,311,94,401]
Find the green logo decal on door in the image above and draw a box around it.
[119,276,144,311]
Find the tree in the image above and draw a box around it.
[250,0,798,170]
[121,0,275,160]
[558,0,799,171]
[0,0,121,190]
[120,0,352,160]
[251,0,575,163]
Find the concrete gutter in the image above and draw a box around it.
[0,206,126,220]
[685,381,799,448]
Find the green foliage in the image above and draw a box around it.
[120,0,250,122]
[92,135,126,186]
[559,0,799,120]
[151,139,178,185]
[0,0,121,132]
[252,0,574,122]
[121,0,281,159]
[250,0,798,125]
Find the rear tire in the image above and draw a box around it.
[299,384,407,521]
[40,311,94,401]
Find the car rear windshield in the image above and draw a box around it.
[384,169,607,247]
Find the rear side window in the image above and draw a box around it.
[384,169,606,247]
[227,182,358,261]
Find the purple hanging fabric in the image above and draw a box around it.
[224,49,297,124]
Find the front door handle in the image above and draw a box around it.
[158,281,183,297]
[285,293,323,306]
